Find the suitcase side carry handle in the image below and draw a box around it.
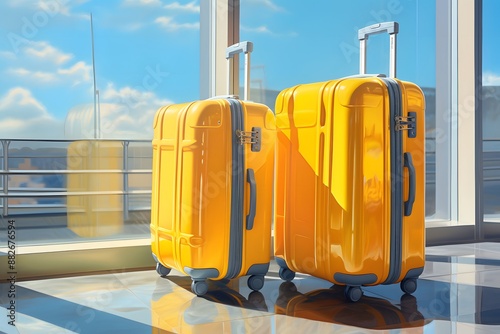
[403,152,416,216]
[358,21,399,78]
[226,41,253,101]
[246,168,256,230]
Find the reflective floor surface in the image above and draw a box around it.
[2,242,500,333]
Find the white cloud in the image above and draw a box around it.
[3,0,88,21]
[241,24,297,38]
[247,0,284,12]
[0,87,64,139]
[6,61,92,86]
[4,41,91,87]
[164,1,199,13]
[0,51,16,60]
[24,41,73,64]
[241,25,273,34]
[115,1,199,32]
[37,0,71,16]
[7,68,58,83]
[483,72,500,86]
[122,22,145,31]
[58,61,92,85]
[155,16,199,31]
[4,0,36,8]
[65,83,173,139]
[0,87,46,113]
[123,0,163,6]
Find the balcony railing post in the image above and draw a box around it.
[123,140,130,221]
[2,140,10,217]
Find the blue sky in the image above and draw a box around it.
[0,0,497,140]
[0,0,200,139]
[483,0,500,86]
[240,0,436,89]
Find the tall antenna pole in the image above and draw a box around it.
[90,13,99,139]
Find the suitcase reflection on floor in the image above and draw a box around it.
[165,275,268,312]
[151,275,270,333]
[275,282,432,330]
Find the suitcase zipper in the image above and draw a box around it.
[226,99,244,279]
[384,78,403,285]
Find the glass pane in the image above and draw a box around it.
[483,0,500,222]
[0,1,199,245]
[241,0,437,219]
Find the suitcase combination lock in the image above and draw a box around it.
[395,112,417,138]
[236,127,261,152]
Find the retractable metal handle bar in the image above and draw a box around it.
[358,22,399,78]
[226,41,253,101]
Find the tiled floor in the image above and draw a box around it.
[2,243,500,333]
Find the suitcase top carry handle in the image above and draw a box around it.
[358,22,399,78]
[226,41,253,101]
[226,41,254,58]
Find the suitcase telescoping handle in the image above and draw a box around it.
[358,21,399,78]
[226,41,253,101]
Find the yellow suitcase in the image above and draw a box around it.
[67,140,124,237]
[151,42,276,296]
[274,22,425,302]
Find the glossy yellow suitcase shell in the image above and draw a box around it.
[150,97,275,296]
[274,22,425,301]
[67,140,124,237]
[274,76,425,300]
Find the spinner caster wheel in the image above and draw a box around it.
[401,278,417,295]
[155,263,171,277]
[247,275,265,291]
[191,280,209,296]
[344,286,363,302]
[278,267,295,282]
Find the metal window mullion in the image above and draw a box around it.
[451,0,459,222]
[200,0,240,99]
[435,0,456,221]
[475,0,484,239]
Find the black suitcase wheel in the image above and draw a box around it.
[191,280,209,296]
[278,267,295,282]
[401,278,417,294]
[156,262,171,277]
[247,275,265,291]
[344,286,363,302]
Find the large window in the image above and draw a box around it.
[483,0,500,224]
[0,1,200,249]
[0,0,490,279]
[240,0,439,220]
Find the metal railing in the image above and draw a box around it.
[483,139,500,182]
[0,139,152,219]
[0,137,498,220]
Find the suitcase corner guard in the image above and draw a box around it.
[333,273,378,286]
[246,263,270,276]
[403,267,424,280]
[184,267,220,279]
